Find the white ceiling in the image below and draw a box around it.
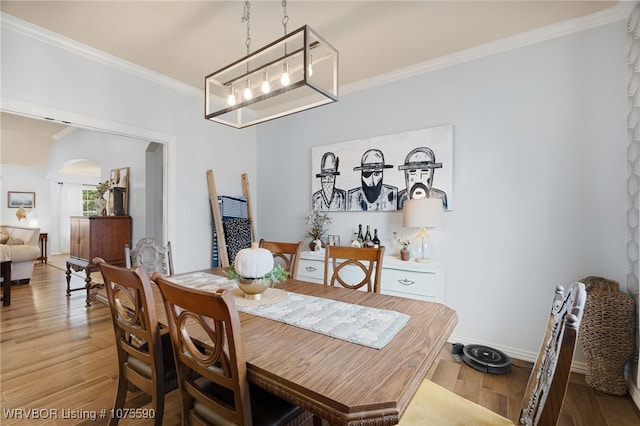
[0,1,622,172]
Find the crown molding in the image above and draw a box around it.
[2,3,633,101]
[342,2,634,96]
[0,12,202,99]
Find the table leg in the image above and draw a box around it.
[66,261,72,297]
[84,268,93,307]
[1,261,11,306]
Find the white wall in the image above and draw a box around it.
[0,164,52,229]
[1,16,258,273]
[256,22,627,359]
[45,127,149,253]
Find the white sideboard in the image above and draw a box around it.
[297,251,445,303]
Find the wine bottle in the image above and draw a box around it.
[357,224,364,245]
[372,229,380,249]
[364,225,373,248]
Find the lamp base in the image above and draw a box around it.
[415,257,432,263]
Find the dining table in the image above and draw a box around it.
[151,268,458,426]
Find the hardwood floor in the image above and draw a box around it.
[1,260,639,425]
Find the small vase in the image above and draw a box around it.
[400,248,410,261]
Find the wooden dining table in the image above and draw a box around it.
[151,268,458,426]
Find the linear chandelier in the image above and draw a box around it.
[205,1,338,128]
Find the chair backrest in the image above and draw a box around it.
[94,257,166,398]
[126,237,174,277]
[518,282,586,426]
[152,274,252,425]
[259,239,303,279]
[323,245,385,292]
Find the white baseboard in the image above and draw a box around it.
[629,378,640,411]
[446,335,639,410]
[448,333,587,374]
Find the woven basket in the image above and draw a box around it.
[578,276,634,395]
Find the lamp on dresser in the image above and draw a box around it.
[402,198,444,262]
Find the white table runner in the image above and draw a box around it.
[168,272,410,350]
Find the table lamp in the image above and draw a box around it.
[402,198,445,262]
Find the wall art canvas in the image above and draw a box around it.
[7,191,36,208]
[311,125,453,212]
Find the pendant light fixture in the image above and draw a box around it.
[205,0,338,128]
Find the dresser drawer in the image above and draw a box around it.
[297,258,324,284]
[381,268,437,301]
[297,252,445,302]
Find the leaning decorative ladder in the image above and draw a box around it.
[206,170,255,267]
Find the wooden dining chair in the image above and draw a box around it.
[125,237,174,277]
[259,239,303,279]
[399,282,587,426]
[94,258,177,426]
[152,274,310,426]
[323,245,385,293]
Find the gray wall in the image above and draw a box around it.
[256,22,627,359]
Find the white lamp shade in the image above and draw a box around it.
[403,198,445,229]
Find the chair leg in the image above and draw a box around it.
[110,376,129,426]
[312,415,323,426]
[152,386,165,426]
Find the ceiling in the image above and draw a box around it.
[0,1,621,172]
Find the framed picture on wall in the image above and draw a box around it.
[327,235,340,246]
[7,191,35,208]
[311,125,453,212]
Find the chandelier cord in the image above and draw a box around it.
[242,1,251,56]
[282,0,289,36]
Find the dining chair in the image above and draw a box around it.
[152,273,309,426]
[94,257,177,426]
[125,237,174,277]
[399,282,586,426]
[259,239,303,279]
[323,245,385,293]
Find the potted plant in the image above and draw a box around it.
[304,211,332,251]
[393,232,411,261]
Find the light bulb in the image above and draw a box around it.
[261,70,270,94]
[243,79,252,100]
[281,63,290,86]
[308,54,313,77]
[227,87,236,106]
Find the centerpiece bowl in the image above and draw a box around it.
[236,278,272,300]
[228,242,289,300]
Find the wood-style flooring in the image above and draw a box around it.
[1,259,639,425]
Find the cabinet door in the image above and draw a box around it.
[381,268,437,301]
[77,219,90,261]
[70,217,90,261]
[69,219,79,258]
[297,258,324,284]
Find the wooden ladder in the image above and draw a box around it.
[206,170,255,267]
